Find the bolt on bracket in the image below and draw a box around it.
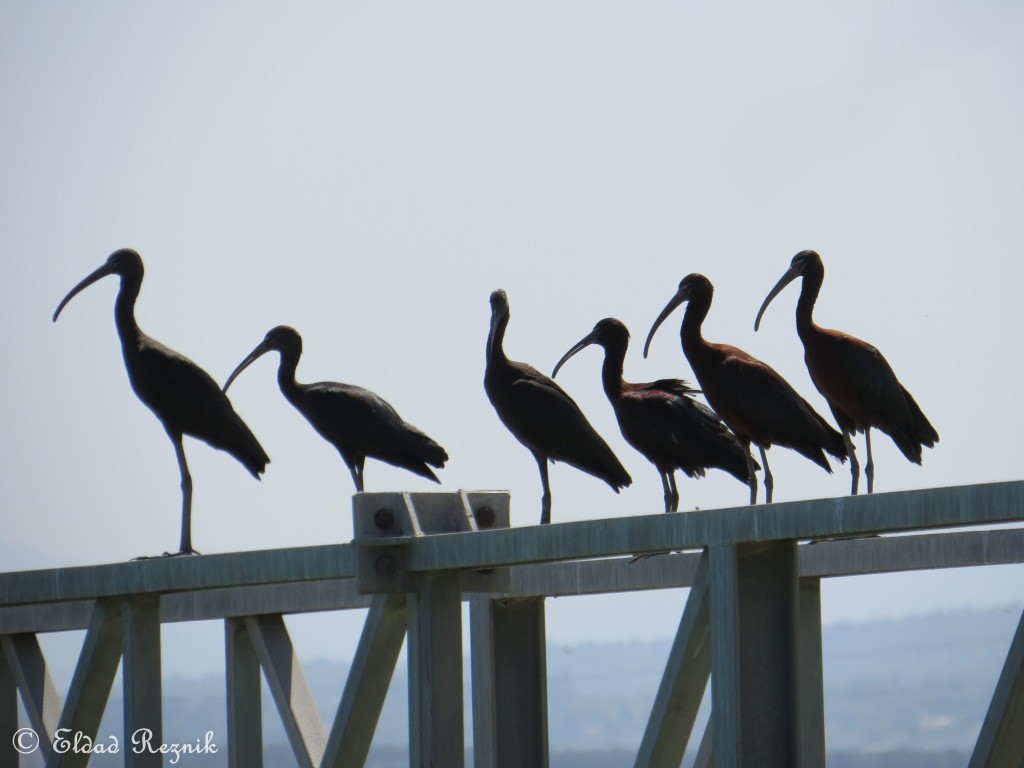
[352,490,511,594]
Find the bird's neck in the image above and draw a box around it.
[486,317,510,370]
[680,298,709,358]
[113,275,144,347]
[796,263,825,341]
[600,344,627,401]
[275,349,303,399]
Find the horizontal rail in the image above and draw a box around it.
[402,481,1024,572]
[0,482,1019,614]
[2,526,1022,635]
[0,544,355,608]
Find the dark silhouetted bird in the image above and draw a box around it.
[754,250,938,494]
[644,273,846,504]
[224,325,447,491]
[484,291,631,524]
[53,248,269,555]
[553,317,754,511]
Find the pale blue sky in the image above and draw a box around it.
[2,2,1022,673]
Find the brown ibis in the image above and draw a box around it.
[484,290,631,524]
[644,274,847,504]
[754,250,938,494]
[53,248,270,555]
[552,317,755,512]
[223,325,447,491]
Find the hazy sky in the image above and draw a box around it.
[2,2,1022,675]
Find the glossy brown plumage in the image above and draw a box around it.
[552,318,754,512]
[53,249,270,555]
[484,291,631,524]
[644,274,847,504]
[755,250,938,494]
[224,326,447,492]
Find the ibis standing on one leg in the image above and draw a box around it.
[644,274,847,504]
[53,249,270,555]
[224,326,447,492]
[552,318,754,512]
[484,291,631,524]
[754,250,938,494]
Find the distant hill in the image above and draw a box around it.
[14,604,1021,766]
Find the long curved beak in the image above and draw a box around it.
[754,265,800,332]
[223,340,274,392]
[551,330,598,379]
[643,287,688,359]
[53,261,117,322]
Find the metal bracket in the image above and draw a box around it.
[352,490,511,594]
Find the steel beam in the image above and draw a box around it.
[693,718,714,768]
[51,598,124,768]
[710,541,800,768]
[244,614,327,768]
[0,544,356,607]
[471,596,549,768]
[322,594,407,768]
[3,517,1024,632]
[404,481,1024,571]
[2,632,61,760]
[408,571,464,768]
[225,617,263,768]
[122,595,162,768]
[969,605,1024,768]
[634,551,710,768]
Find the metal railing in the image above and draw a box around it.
[1,481,1023,767]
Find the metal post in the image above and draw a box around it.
[408,570,464,768]
[710,540,800,768]
[471,596,549,768]
[798,578,826,768]
[225,616,263,768]
[0,641,18,768]
[122,594,163,768]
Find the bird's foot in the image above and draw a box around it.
[629,551,677,564]
[130,548,202,560]
[164,548,202,557]
[806,532,880,546]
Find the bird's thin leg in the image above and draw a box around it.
[660,471,673,513]
[745,449,758,505]
[667,471,680,512]
[347,459,365,493]
[536,454,552,525]
[170,432,196,555]
[759,446,774,504]
[843,431,860,495]
[865,429,875,494]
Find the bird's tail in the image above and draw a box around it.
[817,415,848,464]
[236,430,271,479]
[885,387,939,464]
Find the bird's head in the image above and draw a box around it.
[489,289,509,318]
[643,273,711,358]
[754,249,823,332]
[552,318,629,378]
[223,325,302,392]
[487,289,511,360]
[53,248,145,322]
